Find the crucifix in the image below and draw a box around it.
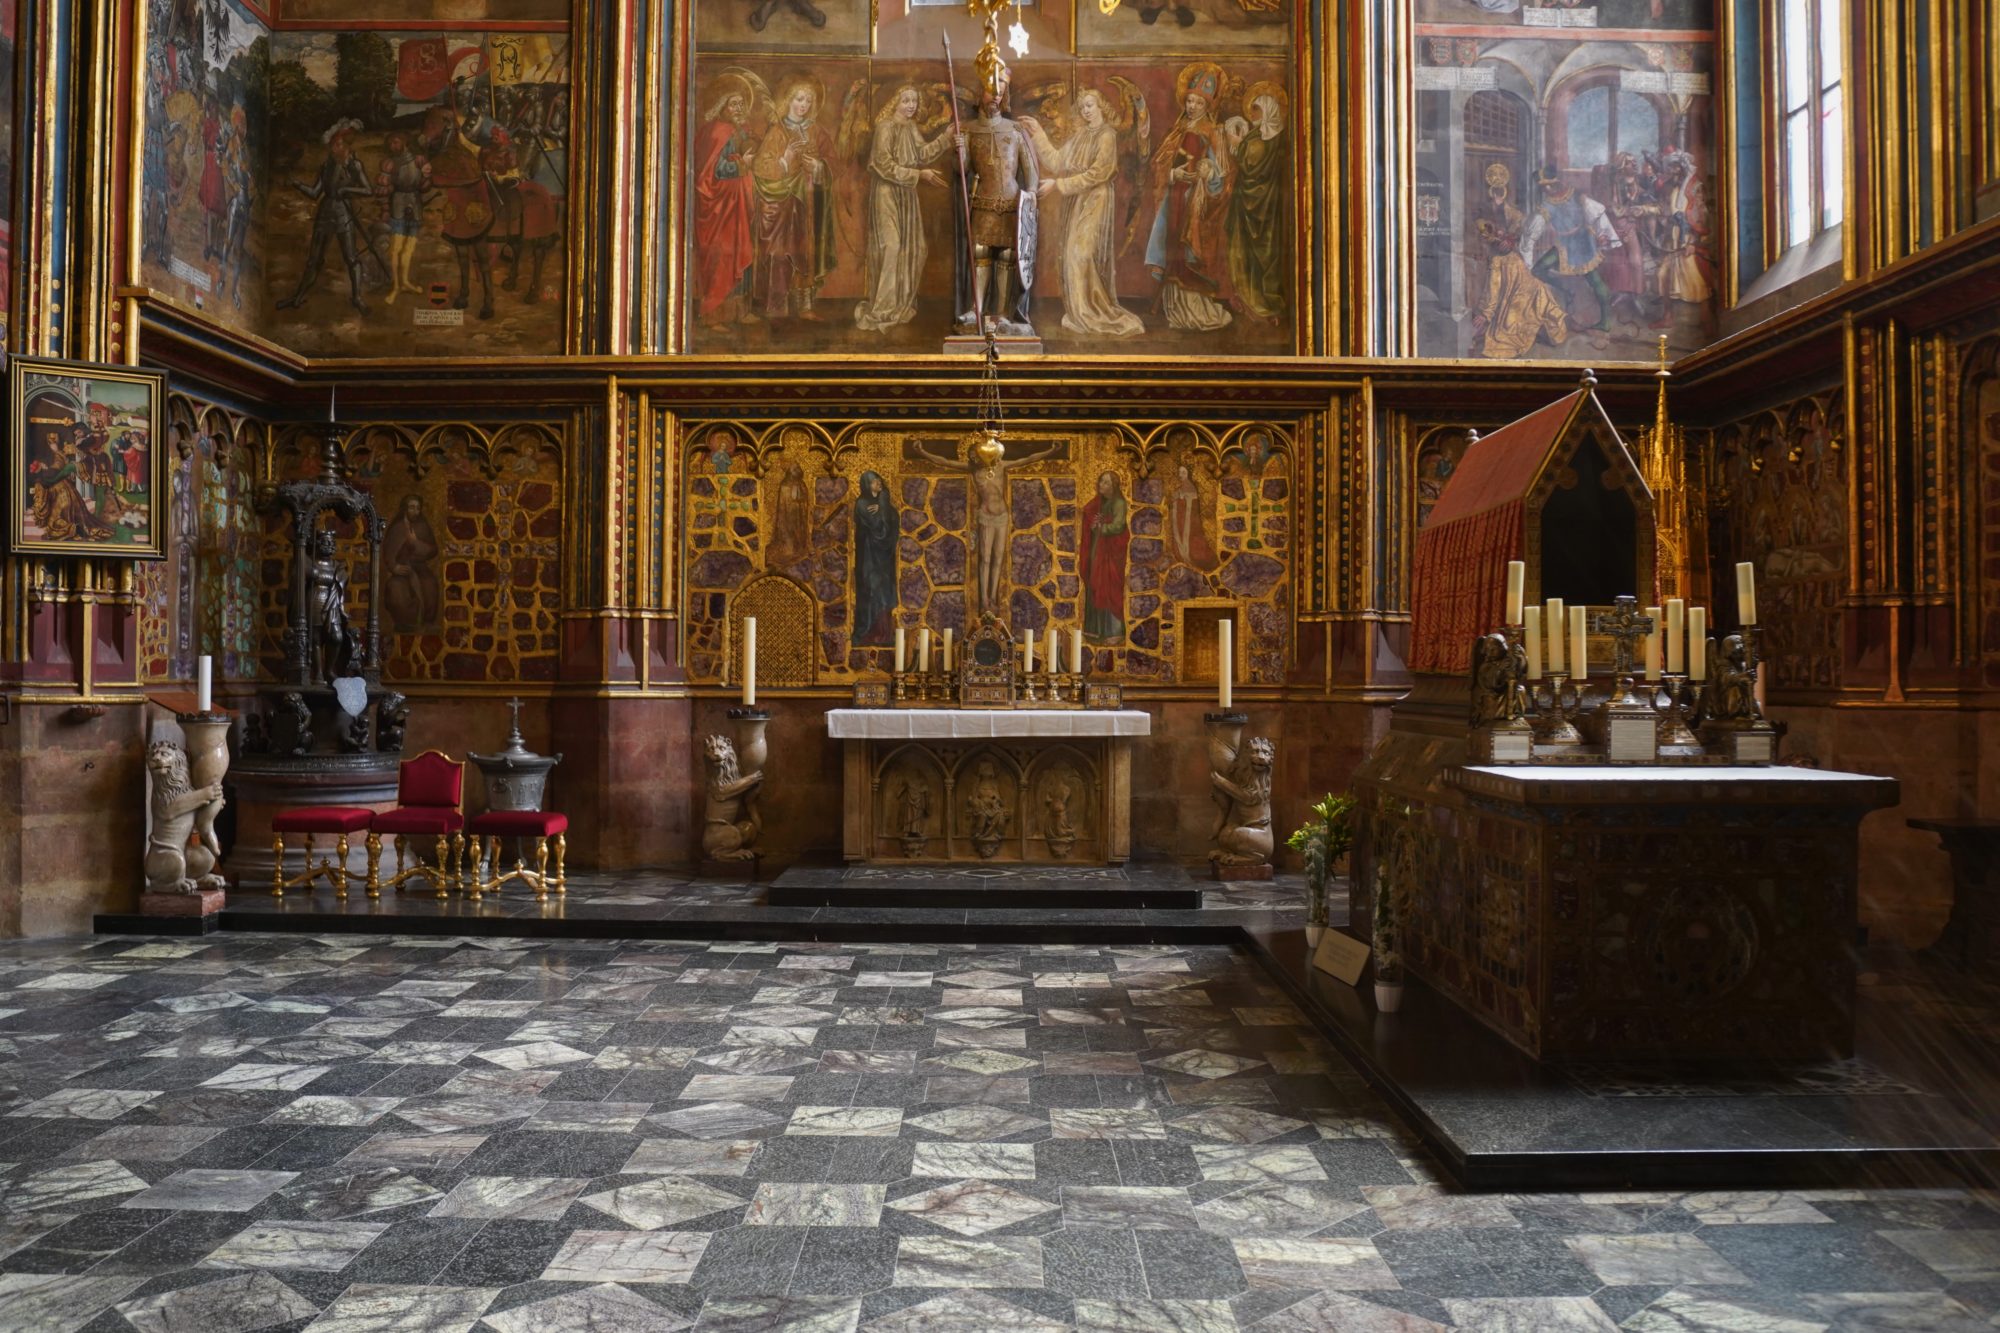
[1588,595,1655,682]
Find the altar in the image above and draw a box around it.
[827,708,1150,865]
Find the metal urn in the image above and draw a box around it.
[468,698,563,811]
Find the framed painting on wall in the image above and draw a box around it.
[7,356,168,559]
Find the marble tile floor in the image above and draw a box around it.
[1,933,1998,1331]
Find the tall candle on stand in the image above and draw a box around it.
[942,628,954,672]
[1504,560,1525,624]
[1736,561,1758,625]
[1688,607,1707,680]
[918,628,931,673]
[1217,619,1233,710]
[1045,628,1058,675]
[197,655,213,712]
[1569,606,1588,679]
[741,617,757,706]
[1545,598,1565,674]
[1522,607,1543,679]
[1022,628,1034,672]
[1665,599,1685,673]
[894,627,906,673]
[1070,628,1083,674]
[1643,607,1662,681]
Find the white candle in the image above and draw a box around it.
[1046,628,1058,675]
[1643,606,1662,682]
[1218,619,1233,710]
[1070,628,1083,674]
[1522,607,1543,680]
[1689,607,1707,681]
[894,626,906,673]
[1665,599,1685,674]
[1569,606,1588,680]
[197,655,213,712]
[1504,560,1525,625]
[1022,628,1034,673]
[1545,599,1565,675]
[741,617,757,706]
[1736,562,1757,626]
[329,384,336,423]
[918,628,931,674]
[942,628,954,672]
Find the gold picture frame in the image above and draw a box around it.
[8,355,168,559]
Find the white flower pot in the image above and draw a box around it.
[1373,981,1404,1013]
[1304,925,1326,947]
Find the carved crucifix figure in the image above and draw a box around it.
[928,432,1062,618]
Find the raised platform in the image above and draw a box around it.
[768,859,1203,909]
[91,871,2000,1190]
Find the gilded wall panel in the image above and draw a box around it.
[1711,392,1846,690]
[256,422,565,686]
[679,419,1293,687]
[1964,337,2000,688]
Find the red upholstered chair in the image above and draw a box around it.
[364,751,466,900]
[270,807,374,899]
[466,809,568,901]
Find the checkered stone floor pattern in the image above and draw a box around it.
[0,934,1994,1331]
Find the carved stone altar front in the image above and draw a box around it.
[828,709,1148,864]
[1353,690,1899,1061]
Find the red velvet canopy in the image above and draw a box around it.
[1408,387,1647,675]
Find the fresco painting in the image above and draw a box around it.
[1413,4,1717,362]
[1074,0,1291,55]
[685,12,1297,355]
[262,29,569,357]
[141,0,269,340]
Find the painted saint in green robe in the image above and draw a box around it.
[1227,86,1287,323]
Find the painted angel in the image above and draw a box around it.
[1017,77,1150,338]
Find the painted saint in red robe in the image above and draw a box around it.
[695,77,759,326]
[1081,470,1130,643]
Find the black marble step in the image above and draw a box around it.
[767,860,1203,910]
[1241,925,2000,1191]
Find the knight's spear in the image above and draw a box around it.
[941,33,985,336]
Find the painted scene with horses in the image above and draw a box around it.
[264,29,569,357]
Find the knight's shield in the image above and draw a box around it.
[1015,189,1037,290]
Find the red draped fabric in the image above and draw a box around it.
[1408,391,1587,675]
[1409,500,1525,674]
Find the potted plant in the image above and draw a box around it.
[1372,822,1405,1013]
[1286,792,1356,946]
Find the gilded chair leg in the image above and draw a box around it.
[365,832,382,899]
[452,832,466,895]
[466,835,484,902]
[272,834,286,898]
[534,837,550,902]
[554,834,567,897]
[303,834,316,892]
[432,836,450,900]
[334,835,350,899]
[394,836,409,891]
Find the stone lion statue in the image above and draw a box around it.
[145,741,226,895]
[700,733,764,862]
[1210,734,1276,867]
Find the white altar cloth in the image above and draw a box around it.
[826,709,1152,740]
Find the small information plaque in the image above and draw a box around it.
[1311,930,1372,986]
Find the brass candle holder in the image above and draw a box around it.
[1653,673,1706,758]
[1531,673,1585,747]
